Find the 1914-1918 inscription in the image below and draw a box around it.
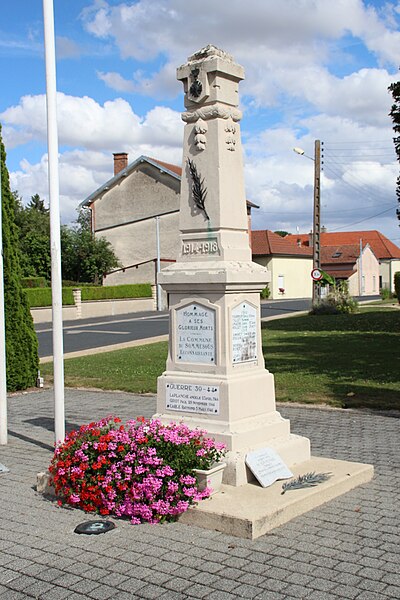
[176,303,216,363]
[232,302,257,363]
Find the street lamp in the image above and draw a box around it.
[293,140,321,305]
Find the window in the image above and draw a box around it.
[372,276,376,292]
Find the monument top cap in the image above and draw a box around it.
[187,45,233,63]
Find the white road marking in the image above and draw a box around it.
[66,329,131,335]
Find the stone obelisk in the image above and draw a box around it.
[155,45,310,486]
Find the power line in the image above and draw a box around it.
[329,205,397,231]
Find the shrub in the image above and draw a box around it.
[260,285,270,299]
[310,281,358,315]
[21,276,48,288]
[81,283,151,301]
[25,283,152,307]
[49,416,226,524]
[24,287,75,307]
[380,287,393,301]
[394,272,400,303]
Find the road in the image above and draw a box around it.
[36,295,379,359]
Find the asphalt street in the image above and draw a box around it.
[36,299,312,358]
[35,296,379,359]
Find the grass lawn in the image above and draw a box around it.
[40,307,400,411]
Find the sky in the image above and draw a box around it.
[0,0,399,245]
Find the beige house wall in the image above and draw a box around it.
[92,165,180,286]
[253,255,312,299]
[380,259,400,292]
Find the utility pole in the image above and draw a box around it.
[312,140,321,305]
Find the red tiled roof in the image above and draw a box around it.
[324,268,356,279]
[321,244,363,264]
[285,230,400,260]
[149,157,182,177]
[252,230,313,256]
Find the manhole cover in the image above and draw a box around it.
[74,520,116,535]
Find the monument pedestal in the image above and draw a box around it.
[155,260,311,486]
[154,44,373,530]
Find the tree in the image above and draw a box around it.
[1,124,39,391]
[61,209,120,283]
[274,230,290,237]
[14,192,51,280]
[388,76,400,221]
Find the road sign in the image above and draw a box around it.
[311,268,323,281]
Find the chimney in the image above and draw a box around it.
[113,152,128,176]
[321,225,327,233]
[308,229,313,247]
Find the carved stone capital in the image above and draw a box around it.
[182,105,242,124]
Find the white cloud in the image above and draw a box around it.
[0,92,183,151]
[97,71,135,92]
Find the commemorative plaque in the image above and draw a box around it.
[232,302,257,363]
[166,382,220,414]
[176,303,216,363]
[245,448,293,488]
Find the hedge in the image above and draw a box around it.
[25,283,152,308]
[21,276,48,288]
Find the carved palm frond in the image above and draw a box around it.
[281,471,332,494]
[187,158,209,220]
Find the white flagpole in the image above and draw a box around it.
[0,162,8,445]
[43,0,65,443]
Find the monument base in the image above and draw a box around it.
[179,456,374,539]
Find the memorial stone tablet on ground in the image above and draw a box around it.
[246,448,293,488]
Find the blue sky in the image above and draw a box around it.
[1,0,399,244]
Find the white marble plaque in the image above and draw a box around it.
[232,302,257,363]
[176,303,215,363]
[166,383,219,414]
[245,448,293,488]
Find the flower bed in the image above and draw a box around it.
[49,416,225,524]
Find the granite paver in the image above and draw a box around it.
[0,388,399,599]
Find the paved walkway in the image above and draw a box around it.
[0,389,399,600]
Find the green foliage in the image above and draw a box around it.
[13,192,51,280]
[21,276,48,288]
[388,76,400,220]
[61,209,120,284]
[81,283,151,301]
[25,287,74,307]
[260,284,271,299]
[1,125,39,391]
[274,230,290,237]
[394,271,400,303]
[310,281,358,315]
[25,283,152,307]
[380,286,394,301]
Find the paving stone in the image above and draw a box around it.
[2,390,400,600]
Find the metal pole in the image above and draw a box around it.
[43,0,65,444]
[359,238,363,296]
[0,162,8,444]
[312,140,321,305]
[155,216,162,311]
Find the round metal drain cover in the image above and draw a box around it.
[74,520,116,535]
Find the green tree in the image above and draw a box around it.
[1,124,39,391]
[388,76,400,221]
[274,230,290,237]
[61,209,120,283]
[14,192,51,280]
